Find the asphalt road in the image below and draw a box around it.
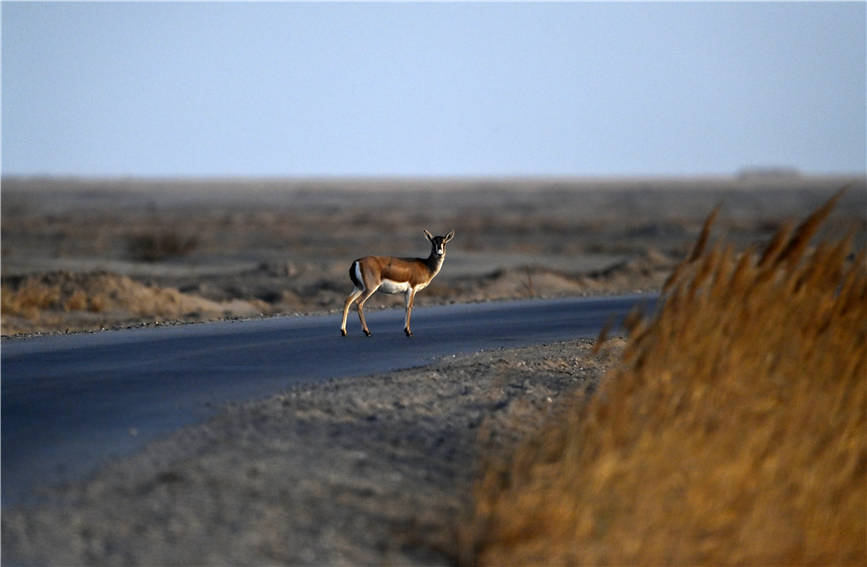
[2,294,654,507]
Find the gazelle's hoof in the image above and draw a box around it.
[404,328,413,337]
[363,329,371,337]
[340,329,347,337]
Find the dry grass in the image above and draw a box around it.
[1,271,269,334]
[1,279,61,321]
[462,191,866,566]
[1,272,127,322]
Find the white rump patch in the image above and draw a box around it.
[354,261,364,290]
[378,279,412,294]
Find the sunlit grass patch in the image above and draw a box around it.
[463,190,865,566]
[0,271,267,334]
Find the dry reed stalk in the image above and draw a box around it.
[591,316,615,354]
[463,193,866,566]
[689,203,721,263]
[661,205,721,294]
[757,219,794,268]
[774,189,844,270]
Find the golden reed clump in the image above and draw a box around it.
[462,191,865,566]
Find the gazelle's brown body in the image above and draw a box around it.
[340,230,454,337]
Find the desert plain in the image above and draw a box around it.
[2,175,865,565]
[3,175,864,335]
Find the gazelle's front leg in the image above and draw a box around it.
[340,289,363,336]
[404,288,416,337]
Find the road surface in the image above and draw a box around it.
[2,294,654,506]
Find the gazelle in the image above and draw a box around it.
[340,230,455,337]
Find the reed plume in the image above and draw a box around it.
[463,192,865,566]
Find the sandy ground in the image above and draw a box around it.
[2,338,624,566]
[2,176,864,335]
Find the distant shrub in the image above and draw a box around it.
[126,231,198,262]
[2,275,62,320]
[63,289,88,312]
[2,273,101,322]
[463,191,865,566]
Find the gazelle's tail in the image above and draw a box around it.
[349,260,364,290]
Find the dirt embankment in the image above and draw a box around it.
[1,271,269,335]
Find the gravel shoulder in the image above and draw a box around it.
[3,337,624,566]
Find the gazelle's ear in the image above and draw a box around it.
[444,230,455,243]
[423,229,434,242]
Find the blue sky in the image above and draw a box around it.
[2,2,865,178]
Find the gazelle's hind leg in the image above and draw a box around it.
[356,287,378,336]
[340,288,363,336]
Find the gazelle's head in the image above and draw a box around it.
[424,229,455,258]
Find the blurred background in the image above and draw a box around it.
[2,2,865,334]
